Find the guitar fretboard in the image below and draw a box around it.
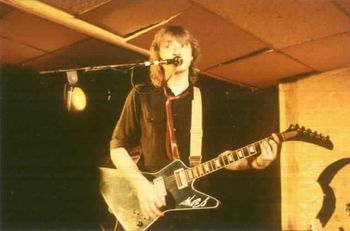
[184,134,282,182]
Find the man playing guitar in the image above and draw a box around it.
[108,25,280,230]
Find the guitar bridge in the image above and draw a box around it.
[174,168,188,189]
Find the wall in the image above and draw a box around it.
[279,67,350,230]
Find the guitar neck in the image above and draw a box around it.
[185,133,284,181]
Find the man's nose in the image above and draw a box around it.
[172,49,181,57]
[172,44,181,54]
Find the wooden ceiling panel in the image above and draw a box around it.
[0,37,44,64]
[80,0,191,36]
[21,53,77,72]
[130,6,268,69]
[335,0,350,15]
[0,2,15,17]
[208,51,312,87]
[194,0,350,49]
[23,39,146,71]
[283,32,350,72]
[40,0,112,15]
[0,10,86,52]
[126,27,155,51]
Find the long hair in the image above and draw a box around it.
[149,25,200,87]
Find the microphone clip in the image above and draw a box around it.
[142,56,183,67]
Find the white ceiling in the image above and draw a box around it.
[1,0,350,88]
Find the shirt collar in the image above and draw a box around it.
[163,84,194,99]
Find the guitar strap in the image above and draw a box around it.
[189,87,203,167]
[165,90,189,161]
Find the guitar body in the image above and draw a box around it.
[99,160,220,231]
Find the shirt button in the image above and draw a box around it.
[173,128,176,132]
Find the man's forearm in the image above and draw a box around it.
[110,147,147,189]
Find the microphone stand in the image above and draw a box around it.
[40,62,140,75]
[39,60,171,75]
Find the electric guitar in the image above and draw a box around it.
[99,124,334,231]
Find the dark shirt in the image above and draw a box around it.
[110,85,195,172]
[109,84,232,230]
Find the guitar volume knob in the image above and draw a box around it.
[137,220,144,227]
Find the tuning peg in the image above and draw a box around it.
[297,126,303,132]
[325,135,330,140]
[306,128,312,133]
[295,124,300,129]
[312,131,320,139]
[320,134,326,140]
[303,128,310,134]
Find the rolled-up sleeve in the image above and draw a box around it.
[110,88,141,154]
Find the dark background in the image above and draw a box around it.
[1,64,280,230]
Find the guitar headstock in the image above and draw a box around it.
[281,124,334,150]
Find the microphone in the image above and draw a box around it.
[142,56,183,67]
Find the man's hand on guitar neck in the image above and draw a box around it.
[224,133,281,170]
[252,133,280,169]
[134,177,166,220]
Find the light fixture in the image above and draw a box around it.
[65,71,87,112]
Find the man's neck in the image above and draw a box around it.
[166,70,190,96]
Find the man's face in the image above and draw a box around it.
[158,36,193,73]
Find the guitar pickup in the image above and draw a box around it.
[174,168,188,189]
